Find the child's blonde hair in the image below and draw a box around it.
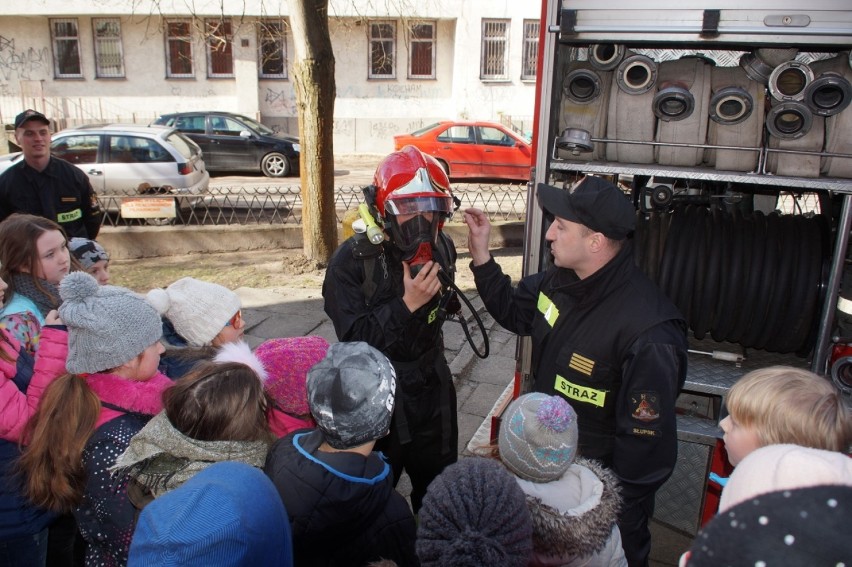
[725,366,850,452]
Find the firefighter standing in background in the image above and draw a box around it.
[0,109,102,239]
[322,146,459,513]
[464,176,688,567]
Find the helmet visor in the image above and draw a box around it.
[386,196,454,217]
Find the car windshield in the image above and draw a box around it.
[237,115,275,135]
[411,123,442,137]
[168,132,200,159]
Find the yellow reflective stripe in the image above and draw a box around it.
[427,305,438,324]
[554,375,606,408]
[537,292,559,327]
[569,353,595,376]
[57,209,82,223]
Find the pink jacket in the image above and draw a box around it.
[0,326,68,443]
[269,407,314,438]
[86,372,173,429]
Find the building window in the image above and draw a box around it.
[258,20,287,79]
[522,20,540,80]
[93,18,125,78]
[480,19,509,81]
[50,19,82,78]
[369,21,396,79]
[165,20,194,78]
[408,22,435,79]
[206,19,234,78]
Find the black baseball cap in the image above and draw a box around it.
[14,109,50,129]
[537,177,636,239]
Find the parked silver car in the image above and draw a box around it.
[0,123,209,213]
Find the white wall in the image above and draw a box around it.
[0,1,540,153]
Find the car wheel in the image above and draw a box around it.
[261,152,291,177]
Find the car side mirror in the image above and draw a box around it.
[239,130,252,138]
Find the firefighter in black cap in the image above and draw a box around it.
[464,176,687,567]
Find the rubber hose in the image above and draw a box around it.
[713,209,745,342]
[710,210,734,343]
[657,206,689,299]
[634,210,647,271]
[672,205,702,321]
[781,216,820,353]
[773,215,811,352]
[645,211,662,283]
[755,215,795,351]
[693,207,722,339]
[688,207,710,337]
[727,212,756,344]
[731,211,766,343]
[796,214,831,356]
[743,212,781,348]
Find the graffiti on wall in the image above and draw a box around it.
[0,36,49,82]
[264,88,296,115]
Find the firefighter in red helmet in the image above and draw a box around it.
[322,146,459,513]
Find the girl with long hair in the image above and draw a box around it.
[0,213,80,327]
[20,272,170,567]
[112,342,273,505]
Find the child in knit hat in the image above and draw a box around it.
[67,237,110,285]
[719,366,850,467]
[113,341,274,508]
[128,461,294,567]
[146,277,244,379]
[254,335,330,436]
[496,392,627,567]
[417,457,534,567]
[20,271,172,567]
[263,341,418,567]
[147,277,243,348]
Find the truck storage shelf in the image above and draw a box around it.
[549,160,852,192]
[675,413,722,446]
[685,336,811,398]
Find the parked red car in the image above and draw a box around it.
[393,121,532,181]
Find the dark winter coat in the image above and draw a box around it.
[264,429,419,567]
[73,372,172,567]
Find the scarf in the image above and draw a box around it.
[111,411,270,496]
[10,274,60,317]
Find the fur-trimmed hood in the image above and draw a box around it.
[519,458,625,565]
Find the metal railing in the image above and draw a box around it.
[98,183,529,227]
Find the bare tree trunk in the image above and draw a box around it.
[288,0,337,262]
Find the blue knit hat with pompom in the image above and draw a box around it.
[59,271,163,374]
[498,393,579,482]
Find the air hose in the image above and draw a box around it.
[437,270,490,359]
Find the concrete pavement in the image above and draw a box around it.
[233,278,691,567]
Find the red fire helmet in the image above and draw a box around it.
[371,145,454,221]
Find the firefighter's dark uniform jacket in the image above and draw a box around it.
[471,241,687,508]
[0,156,102,239]
[322,232,458,511]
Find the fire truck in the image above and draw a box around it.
[513,0,852,536]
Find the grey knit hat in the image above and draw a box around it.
[307,341,396,450]
[498,393,579,482]
[417,457,533,566]
[67,237,109,269]
[60,271,163,374]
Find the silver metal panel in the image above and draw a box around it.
[676,414,722,445]
[557,1,852,45]
[686,336,811,398]
[654,439,712,536]
[549,161,852,192]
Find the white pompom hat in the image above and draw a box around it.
[146,277,241,347]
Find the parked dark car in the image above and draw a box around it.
[152,111,300,177]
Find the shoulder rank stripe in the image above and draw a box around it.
[568,352,595,376]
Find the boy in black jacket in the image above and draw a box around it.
[264,341,419,567]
